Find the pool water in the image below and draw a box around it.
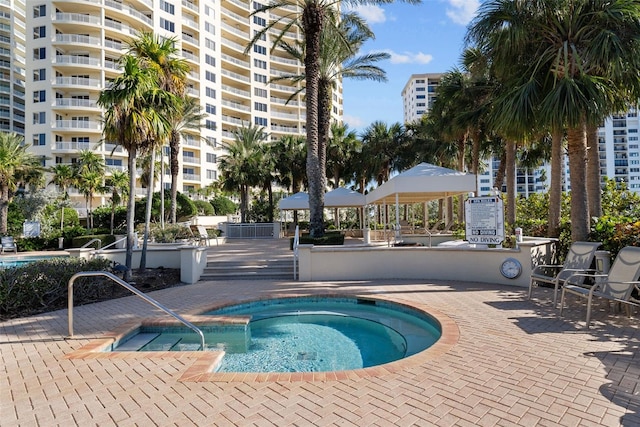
[0,255,69,268]
[112,296,442,373]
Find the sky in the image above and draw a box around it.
[342,0,481,133]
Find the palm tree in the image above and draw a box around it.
[98,54,169,279]
[73,150,106,231]
[0,132,43,234]
[326,122,360,188]
[49,164,75,231]
[105,170,129,234]
[360,121,407,186]
[128,32,192,225]
[248,0,419,238]
[218,124,267,223]
[468,0,640,241]
[272,135,307,194]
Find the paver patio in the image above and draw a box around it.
[1,239,639,426]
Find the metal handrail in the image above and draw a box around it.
[293,225,299,280]
[81,238,102,249]
[67,271,205,350]
[99,236,126,251]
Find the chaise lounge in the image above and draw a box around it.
[1,236,17,254]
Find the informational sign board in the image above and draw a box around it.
[23,221,41,238]
[465,196,505,245]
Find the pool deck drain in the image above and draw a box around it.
[2,239,640,426]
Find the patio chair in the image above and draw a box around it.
[559,246,640,328]
[528,241,602,307]
[196,225,218,246]
[1,236,17,254]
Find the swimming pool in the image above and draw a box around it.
[0,254,69,268]
[110,296,443,373]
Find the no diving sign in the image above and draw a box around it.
[465,196,505,245]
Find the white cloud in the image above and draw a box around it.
[345,5,387,24]
[383,50,433,65]
[446,0,480,25]
[343,114,366,130]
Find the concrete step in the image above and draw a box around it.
[201,258,294,281]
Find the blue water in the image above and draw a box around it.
[114,297,442,373]
[0,255,69,268]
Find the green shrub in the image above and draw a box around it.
[194,200,214,216]
[0,257,113,319]
[210,196,237,215]
[289,232,345,249]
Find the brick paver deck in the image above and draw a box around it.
[1,239,639,426]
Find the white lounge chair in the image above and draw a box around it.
[559,246,640,328]
[1,236,17,254]
[196,225,218,246]
[528,241,602,307]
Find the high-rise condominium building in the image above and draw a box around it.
[401,73,640,196]
[8,0,341,214]
[0,0,26,135]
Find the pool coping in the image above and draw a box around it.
[65,293,460,382]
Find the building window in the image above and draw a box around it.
[254,59,267,69]
[33,112,46,124]
[416,94,425,99]
[254,88,267,98]
[253,1,265,10]
[33,26,46,39]
[205,38,215,51]
[253,30,266,41]
[205,71,216,82]
[415,87,425,91]
[206,120,216,130]
[205,54,215,66]
[253,45,266,55]
[160,18,175,32]
[206,136,217,147]
[33,47,46,60]
[206,87,216,99]
[160,0,174,14]
[254,73,267,83]
[205,22,215,35]
[206,103,216,114]
[254,102,267,112]
[33,90,46,103]
[253,16,266,26]
[33,5,46,18]
[255,117,267,126]
[32,133,46,146]
[33,68,46,81]
[206,153,217,163]
[206,169,217,180]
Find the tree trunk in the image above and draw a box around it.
[566,122,590,242]
[0,185,9,234]
[140,151,156,271]
[169,130,180,224]
[547,128,563,237]
[494,150,507,190]
[471,130,481,195]
[125,149,137,282]
[318,79,331,191]
[586,123,601,218]
[505,140,516,230]
[303,3,324,238]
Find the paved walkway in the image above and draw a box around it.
[1,239,639,426]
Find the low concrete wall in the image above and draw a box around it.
[71,244,208,284]
[297,238,556,287]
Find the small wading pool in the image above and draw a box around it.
[109,296,442,373]
[0,254,69,268]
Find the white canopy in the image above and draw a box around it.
[278,192,309,210]
[324,187,366,207]
[365,162,476,205]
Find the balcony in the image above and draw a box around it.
[182,173,201,181]
[54,34,101,47]
[53,55,101,67]
[104,0,152,25]
[221,84,250,98]
[222,98,250,112]
[221,68,250,83]
[53,98,99,109]
[54,120,101,130]
[54,13,101,26]
[52,140,92,151]
[220,53,250,69]
[182,156,201,165]
[54,76,101,88]
[182,0,198,12]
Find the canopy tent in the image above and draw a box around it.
[278,192,309,210]
[324,187,366,207]
[365,162,476,205]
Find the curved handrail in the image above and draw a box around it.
[67,271,205,350]
[81,238,102,249]
[100,236,126,251]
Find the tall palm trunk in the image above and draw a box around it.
[547,128,563,237]
[586,123,601,218]
[505,141,516,229]
[566,121,590,242]
[318,79,331,190]
[169,129,180,224]
[125,149,137,281]
[494,150,507,190]
[140,150,156,271]
[303,3,324,238]
[0,185,9,235]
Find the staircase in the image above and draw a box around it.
[200,256,294,281]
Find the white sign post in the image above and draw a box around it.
[465,196,505,245]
